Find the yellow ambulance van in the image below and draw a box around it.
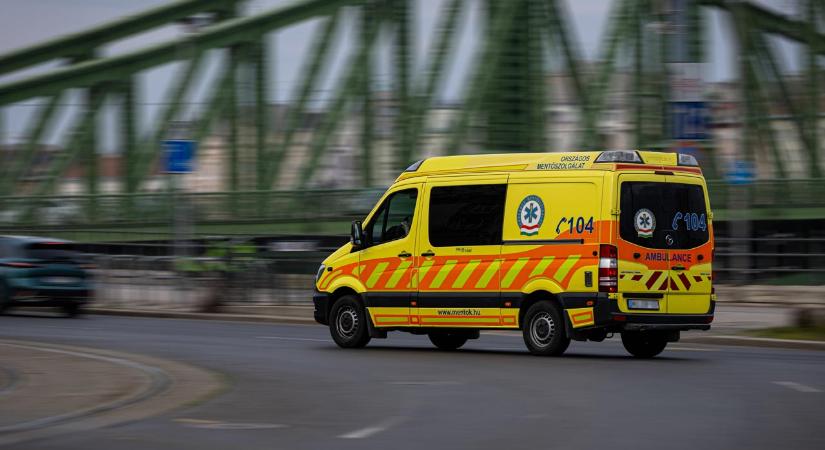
[313,150,715,358]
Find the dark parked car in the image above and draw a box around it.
[0,236,93,317]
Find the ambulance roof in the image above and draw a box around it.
[396,150,701,181]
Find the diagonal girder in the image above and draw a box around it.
[264,12,342,187]
[297,6,383,189]
[0,0,241,76]
[0,0,360,106]
[701,0,825,53]
[445,0,522,154]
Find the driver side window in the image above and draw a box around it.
[365,188,418,247]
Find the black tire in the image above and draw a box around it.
[428,332,469,351]
[621,331,668,358]
[522,301,570,356]
[329,295,371,348]
[63,303,83,318]
[0,282,10,315]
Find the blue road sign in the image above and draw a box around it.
[670,101,709,140]
[164,139,197,174]
[726,160,756,185]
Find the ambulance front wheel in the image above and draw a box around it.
[621,331,668,358]
[329,295,371,348]
[522,301,570,356]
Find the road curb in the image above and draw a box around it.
[0,339,225,447]
[683,335,825,351]
[87,307,316,324]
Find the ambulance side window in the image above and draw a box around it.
[428,184,507,247]
[364,189,418,247]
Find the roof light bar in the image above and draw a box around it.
[677,153,699,167]
[595,150,643,164]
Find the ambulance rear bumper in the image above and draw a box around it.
[620,322,711,331]
[606,300,715,332]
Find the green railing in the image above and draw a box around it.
[2,179,825,231]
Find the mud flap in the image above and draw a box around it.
[366,310,388,339]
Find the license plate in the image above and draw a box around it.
[43,276,78,284]
[627,299,659,310]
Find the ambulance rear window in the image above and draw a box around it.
[620,182,709,250]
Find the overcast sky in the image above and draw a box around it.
[0,0,808,147]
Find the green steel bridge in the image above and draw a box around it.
[0,0,824,234]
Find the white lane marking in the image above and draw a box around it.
[257,336,328,342]
[338,416,405,439]
[388,381,461,386]
[773,381,822,393]
[175,418,289,430]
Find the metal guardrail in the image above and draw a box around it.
[85,233,825,311]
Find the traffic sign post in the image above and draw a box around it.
[164,138,197,305]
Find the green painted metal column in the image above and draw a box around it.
[483,0,544,153]
[361,2,375,187]
[85,85,104,222]
[806,0,821,175]
[633,0,644,148]
[395,0,413,168]
[255,38,270,193]
[122,77,138,219]
[227,46,240,214]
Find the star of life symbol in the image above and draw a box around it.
[634,208,655,238]
[517,195,545,236]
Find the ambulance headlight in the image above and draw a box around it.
[315,264,326,283]
[595,150,643,164]
[677,153,699,166]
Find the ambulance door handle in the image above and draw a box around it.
[421,250,436,257]
[633,253,640,259]
[398,251,411,258]
[672,265,686,271]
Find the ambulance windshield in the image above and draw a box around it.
[620,182,709,250]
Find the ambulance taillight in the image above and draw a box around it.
[599,244,618,293]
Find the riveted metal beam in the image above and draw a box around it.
[0,0,242,76]
[0,0,360,106]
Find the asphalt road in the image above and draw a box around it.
[0,314,823,450]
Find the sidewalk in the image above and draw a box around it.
[0,340,222,447]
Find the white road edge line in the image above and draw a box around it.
[257,336,329,342]
[338,416,405,439]
[773,381,822,393]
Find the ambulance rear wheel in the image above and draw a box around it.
[621,331,668,358]
[428,332,469,351]
[329,295,371,349]
[522,301,570,356]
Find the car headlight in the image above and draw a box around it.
[315,264,326,283]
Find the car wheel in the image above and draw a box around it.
[0,283,10,315]
[62,303,83,318]
[522,301,570,356]
[621,331,668,358]
[329,295,371,348]
[428,332,470,351]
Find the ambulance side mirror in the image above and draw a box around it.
[351,220,364,248]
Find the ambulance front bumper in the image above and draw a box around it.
[312,291,329,325]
